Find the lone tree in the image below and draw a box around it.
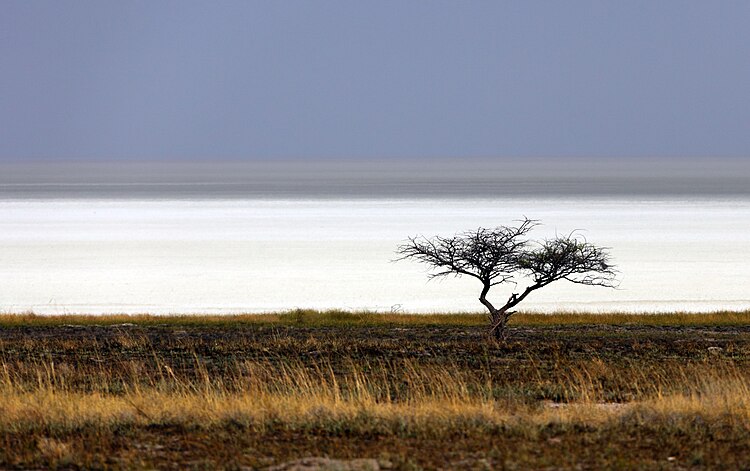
[396,218,617,340]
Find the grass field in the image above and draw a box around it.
[2,310,750,469]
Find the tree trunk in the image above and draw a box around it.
[479,283,497,339]
[490,309,511,341]
[490,311,503,340]
[479,283,516,341]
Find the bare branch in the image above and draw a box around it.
[395,218,617,340]
[395,218,538,286]
[518,233,618,288]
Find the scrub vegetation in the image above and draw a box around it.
[1,310,750,469]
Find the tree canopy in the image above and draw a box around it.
[396,218,617,339]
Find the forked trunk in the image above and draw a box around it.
[490,309,511,340]
[479,282,510,341]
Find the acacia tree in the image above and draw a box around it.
[396,218,617,340]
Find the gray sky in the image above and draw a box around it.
[2,1,750,161]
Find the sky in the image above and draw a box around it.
[1,1,750,161]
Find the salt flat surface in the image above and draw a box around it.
[1,197,749,314]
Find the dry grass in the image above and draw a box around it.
[2,308,750,327]
[2,355,750,436]
[2,314,750,468]
[0,309,483,327]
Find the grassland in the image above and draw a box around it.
[2,310,750,469]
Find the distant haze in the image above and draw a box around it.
[0,158,748,199]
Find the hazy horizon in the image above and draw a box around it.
[1,157,748,199]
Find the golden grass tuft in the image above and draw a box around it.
[2,355,750,438]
